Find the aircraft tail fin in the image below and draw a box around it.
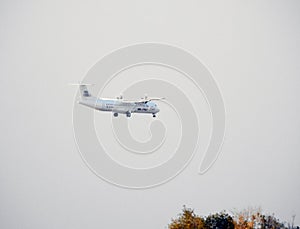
[70,83,94,99]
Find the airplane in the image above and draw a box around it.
[72,83,164,118]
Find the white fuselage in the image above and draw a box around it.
[78,97,160,115]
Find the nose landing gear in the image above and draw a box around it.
[152,114,156,118]
[113,113,118,117]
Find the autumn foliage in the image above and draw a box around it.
[232,207,288,229]
[168,206,298,229]
[169,206,206,229]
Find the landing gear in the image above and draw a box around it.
[113,113,118,117]
[126,112,131,117]
[152,114,156,118]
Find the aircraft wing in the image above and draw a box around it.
[134,97,165,104]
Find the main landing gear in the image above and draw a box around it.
[114,112,156,118]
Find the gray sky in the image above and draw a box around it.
[1,0,300,228]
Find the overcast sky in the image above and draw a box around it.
[1,0,300,228]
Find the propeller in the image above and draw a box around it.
[139,96,165,103]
